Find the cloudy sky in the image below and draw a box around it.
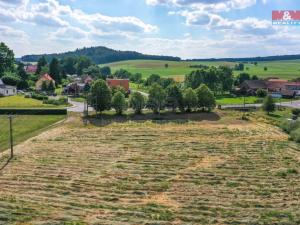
[0,0,300,58]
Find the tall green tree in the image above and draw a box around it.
[112,91,127,115]
[48,81,55,93]
[183,88,198,112]
[0,42,14,77]
[196,84,216,112]
[41,81,48,91]
[166,84,184,112]
[90,79,112,113]
[17,62,28,81]
[36,56,47,75]
[263,95,275,115]
[62,57,77,74]
[129,92,145,114]
[76,56,92,75]
[49,58,61,83]
[148,83,166,114]
[100,66,111,78]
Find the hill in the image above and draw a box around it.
[21,46,181,64]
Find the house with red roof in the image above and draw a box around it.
[36,73,55,90]
[106,79,130,92]
[266,79,288,92]
[24,65,37,74]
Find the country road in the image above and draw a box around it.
[67,98,94,112]
[221,100,300,109]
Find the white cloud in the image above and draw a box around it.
[0,25,28,39]
[146,0,256,11]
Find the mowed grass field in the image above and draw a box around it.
[0,115,65,152]
[103,59,300,80]
[0,113,299,224]
[0,96,61,108]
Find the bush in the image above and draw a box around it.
[292,108,300,116]
[262,95,275,114]
[43,97,67,106]
[290,127,300,142]
[31,93,48,101]
[280,120,300,133]
[0,108,67,115]
[257,89,267,98]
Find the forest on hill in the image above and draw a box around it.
[21,46,181,64]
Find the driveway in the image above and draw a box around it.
[67,98,94,113]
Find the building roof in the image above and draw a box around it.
[106,79,130,91]
[241,80,267,89]
[0,79,3,85]
[0,79,16,89]
[285,82,300,86]
[25,65,37,73]
[266,79,288,90]
[40,73,55,81]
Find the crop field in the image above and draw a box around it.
[0,113,299,224]
[104,59,300,80]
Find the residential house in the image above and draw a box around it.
[24,65,37,74]
[63,82,86,95]
[106,79,130,92]
[239,80,267,95]
[0,79,17,96]
[36,73,55,90]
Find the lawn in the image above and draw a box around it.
[0,95,64,108]
[0,112,299,224]
[103,59,300,80]
[216,96,260,105]
[0,115,66,152]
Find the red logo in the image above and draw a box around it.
[272,10,300,21]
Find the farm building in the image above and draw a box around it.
[239,80,267,95]
[106,79,130,92]
[266,79,288,92]
[0,79,17,96]
[36,74,55,90]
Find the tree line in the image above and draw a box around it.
[89,80,216,115]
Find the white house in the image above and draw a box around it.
[0,79,17,96]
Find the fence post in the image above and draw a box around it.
[8,116,13,159]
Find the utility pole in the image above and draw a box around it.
[8,116,13,159]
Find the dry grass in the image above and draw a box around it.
[0,114,299,224]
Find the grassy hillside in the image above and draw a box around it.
[104,59,300,80]
[0,113,299,224]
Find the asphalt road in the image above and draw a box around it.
[67,98,94,112]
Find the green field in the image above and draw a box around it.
[0,96,64,108]
[0,115,65,152]
[103,59,300,80]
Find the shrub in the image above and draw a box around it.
[262,95,275,114]
[31,93,48,101]
[257,89,267,98]
[43,97,67,106]
[290,127,300,142]
[0,108,67,115]
[280,120,300,133]
[292,108,300,116]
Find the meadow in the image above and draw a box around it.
[0,115,66,152]
[0,96,64,108]
[0,112,299,224]
[104,59,300,80]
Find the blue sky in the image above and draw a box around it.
[1,0,300,58]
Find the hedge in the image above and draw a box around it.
[0,108,67,115]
